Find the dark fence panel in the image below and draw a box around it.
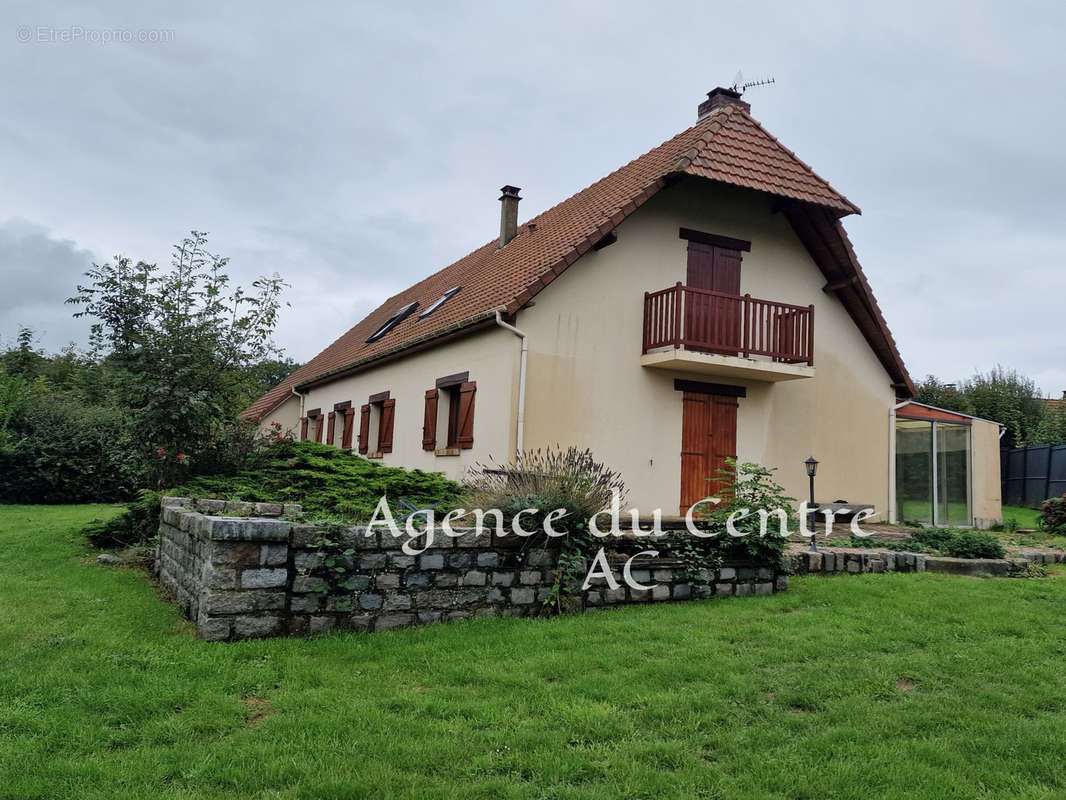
[1002,444,1066,507]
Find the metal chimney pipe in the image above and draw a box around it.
[499,185,521,247]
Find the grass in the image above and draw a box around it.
[4,505,1066,798]
[1002,504,1043,531]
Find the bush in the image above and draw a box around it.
[1039,495,1066,534]
[462,446,627,535]
[942,530,1005,559]
[908,528,958,552]
[84,440,461,546]
[0,393,146,503]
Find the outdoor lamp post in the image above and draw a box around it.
[804,456,819,552]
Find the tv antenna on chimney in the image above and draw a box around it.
[730,71,775,94]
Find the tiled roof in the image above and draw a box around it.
[247,100,905,421]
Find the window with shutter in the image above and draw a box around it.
[325,413,336,447]
[379,398,395,453]
[357,404,370,454]
[422,389,438,450]
[457,381,476,449]
[341,408,355,449]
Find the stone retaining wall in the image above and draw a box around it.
[155,498,789,641]
[790,546,1064,577]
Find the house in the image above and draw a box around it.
[246,87,1002,526]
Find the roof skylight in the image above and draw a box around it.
[366,301,419,343]
[418,286,461,319]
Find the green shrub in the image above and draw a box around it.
[84,440,462,546]
[463,446,627,535]
[0,393,146,503]
[908,528,958,552]
[942,531,1005,559]
[1039,495,1066,534]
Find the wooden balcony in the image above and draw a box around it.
[642,283,815,382]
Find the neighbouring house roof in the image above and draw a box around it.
[896,402,1004,427]
[246,94,913,422]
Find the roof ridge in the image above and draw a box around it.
[729,107,860,215]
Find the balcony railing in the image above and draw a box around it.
[642,283,814,366]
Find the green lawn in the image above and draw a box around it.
[4,505,1066,799]
[1002,504,1043,530]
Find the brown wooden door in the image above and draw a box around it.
[685,242,742,353]
[680,392,738,513]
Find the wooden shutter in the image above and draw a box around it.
[316,414,324,443]
[357,404,370,454]
[379,398,396,453]
[325,412,336,447]
[456,381,476,449]
[341,408,355,449]
[300,417,309,441]
[422,389,438,450]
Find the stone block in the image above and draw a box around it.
[233,615,282,638]
[197,615,232,642]
[349,615,373,631]
[405,572,430,588]
[434,573,458,587]
[417,611,442,624]
[526,549,555,567]
[735,583,753,596]
[292,575,327,593]
[673,583,692,600]
[389,554,416,569]
[476,552,499,568]
[240,568,288,589]
[309,616,335,634]
[290,595,321,613]
[486,588,505,604]
[224,501,255,516]
[519,569,542,585]
[201,564,237,590]
[375,573,401,589]
[754,582,773,595]
[448,552,472,568]
[651,584,670,601]
[358,553,388,570]
[452,530,486,549]
[586,591,602,606]
[715,583,734,596]
[757,567,772,580]
[254,502,284,516]
[419,554,445,570]
[260,544,288,567]
[376,614,416,630]
[603,586,627,604]
[359,594,383,610]
[491,571,515,587]
[775,576,789,592]
[203,517,291,542]
[195,498,227,514]
[630,569,651,584]
[161,496,193,509]
[511,587,535,604]
[846,560,861,574]
[202,593,257,615]
[461,570,487,586]
[737,567,755,580]
[282,504,303,517]
[293,551,322,570]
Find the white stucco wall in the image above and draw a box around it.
[260,327,520,482]
[516,179,899,516]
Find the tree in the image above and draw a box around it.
[67,231,289,471]
[1031,402,1066,446]
[965,366,1044,449]
[915,375,970,415]
[914,366,1046,449]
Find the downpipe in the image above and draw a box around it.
[495,309,527,460]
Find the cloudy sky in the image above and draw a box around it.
[1,1,1064,395]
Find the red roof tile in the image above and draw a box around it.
[247,101,906,421]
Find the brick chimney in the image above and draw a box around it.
[498,185,521,247]
[698,87,750,119]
